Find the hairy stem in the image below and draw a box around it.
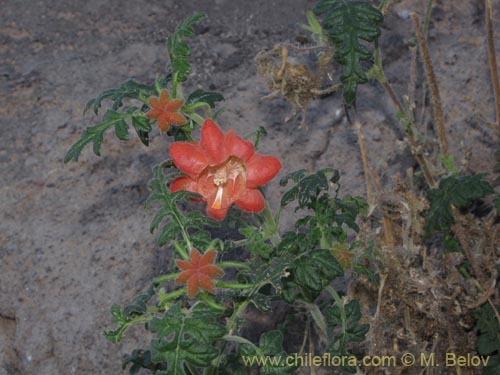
[486,0,500,140]
[354,121,373,206]
[412,13,449,158]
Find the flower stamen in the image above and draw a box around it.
[212,185,224,209]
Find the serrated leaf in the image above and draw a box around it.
[249,293,272,312]
[85,78,170,115]
[324,299,369,368]
[472,304,500,375]
[149,303,225,375]
[424,174,494,235]
[65,108,137,163]
[259,331,283,355]
[186,89,224,108]
[295,249,343,293]
[315,0,384,104]
[280,168,334,208]
[122,350,161,375]
[132,116,152,146]
[146,165,218,247]
[239,225,273,258]
[167,13,207,82]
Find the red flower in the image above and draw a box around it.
[170,119,282,220]
[175,249,224,298]
[146,89,187,131]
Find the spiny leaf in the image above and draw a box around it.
[147,165,218,248]
[149,303,226,375]
[167,12,207,82]
[64,108,138,163]
[424,174,494,235]
[85,76,170,115]
[280,168,337,208]
[315,0,384,104]
[104,285,155,343]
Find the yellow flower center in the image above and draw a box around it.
[198,157,246,210]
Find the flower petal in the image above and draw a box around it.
[170,142,209,177]
[149,97,161,110]
[190,248,202,266]
[146,109,162,119]
[165,112,187,126]
[206,206,229,221]
[200,249,218,265]
[159,89,170,105]
[201,264,224,278]
[224,130,254,162]
[157,116,170,132]
[176,269,195,283]
[187,275,199,298]
[171,176,198,194]
[246,155,281,189]
[176,259,194,271]
[201,119,226,164]
[235,189,265,212]
[198,274,216,294]
[165,99,184,112]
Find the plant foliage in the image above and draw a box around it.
[424,174,494,235]
[314,0,384,104]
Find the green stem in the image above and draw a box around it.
[154,273,179,284]
[158,288,186,306]
[199,293,226,311]
[172,72,179,97]
[174,240,190,260]
[423,0,434,38]
[187,112,206,126]
[326,286,347,351]
[183,102,211,112]
[217,261,251,270]
[378,0,389,11]
[262,204,281,247]
[211,300,250,373]
[217,282,253,289]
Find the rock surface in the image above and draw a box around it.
[1,0,498,374]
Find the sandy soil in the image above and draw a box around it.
[1,0,499,374]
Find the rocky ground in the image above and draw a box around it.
[1,0,499,374]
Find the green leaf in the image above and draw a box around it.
[149,303,226,374]
[85,77,170,115]
[324,299,369,370]
[314,0,384,104]
[122,350,161,374]
[239,225,273,258]
[185,89,224,108]
[132,115,152,146]
[240,253,294,297]
[424,174,494,235]
[259,331,283,355]
[472,304,500,375]
[65,108,137,163]
[146,165,218,247]
[249,293,272,312]
[295,249,343,293]
[104,285,155,343]
[167,13,207,82]
[280,168,335,208]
